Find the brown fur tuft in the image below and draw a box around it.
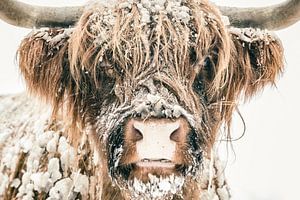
[17,0,284,154]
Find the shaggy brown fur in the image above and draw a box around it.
[18,0,283,147]
[2,0,284,199]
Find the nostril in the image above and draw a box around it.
[132,127,143,142]
[170,128,180,142]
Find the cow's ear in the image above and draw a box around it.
[228,28,284,99]
[18,29,72,111]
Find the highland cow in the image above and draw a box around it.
[0,0,299,199]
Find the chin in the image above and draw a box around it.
[117,165,186,199]
[112,159,199,200]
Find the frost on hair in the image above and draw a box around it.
[12,1,285,199]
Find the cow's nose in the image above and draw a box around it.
[125,118,189,161]
[132,120,181,142]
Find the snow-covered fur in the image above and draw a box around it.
[0,95,230,199]
[1,0,284,199]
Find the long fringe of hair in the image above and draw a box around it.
[18,0,284,147]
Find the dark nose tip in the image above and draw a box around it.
[169,128,181,142]
[132,127,143,142]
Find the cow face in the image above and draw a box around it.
[104,89,204,198]
[17,0,284,198]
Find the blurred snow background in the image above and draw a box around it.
[0,0,299,199]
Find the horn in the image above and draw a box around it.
[0,0,83,28]
[219,0,300,30]
[1,0,299,30]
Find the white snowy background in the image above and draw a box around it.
[0,0,299,199]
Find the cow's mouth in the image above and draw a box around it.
[114,159,190,183]
[136,159,175,168]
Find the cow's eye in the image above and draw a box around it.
[189,48,197,64]
[203,57,210,68]
[201,56,215,82]
[192,58,210,103]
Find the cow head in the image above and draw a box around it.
[1,0,299,199]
